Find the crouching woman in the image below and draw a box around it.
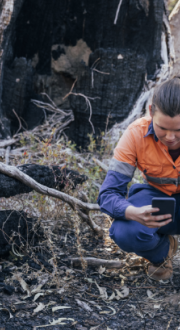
[98,77,180,281]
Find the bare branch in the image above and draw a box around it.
[12,109,26,134]
[114,0,123,25]
[31,94,75,139]
[0,162,99,211]
[69,257,123,268]
[93,68,110,75]
[0,162,102,235]
[0,138,18,148]
[53,114,74,139]
[77,209,104,236]
[92,157,108,172]
[68,92,100,135]
[63,79,77,100]
[63,80,100,134]
[31,99,72,117]
[91,58,100,69]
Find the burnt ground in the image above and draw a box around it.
[0,213,180,330]
[0,111,180,329]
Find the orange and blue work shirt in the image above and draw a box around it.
[97,116,180,219]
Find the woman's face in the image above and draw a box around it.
[149,106,180,150]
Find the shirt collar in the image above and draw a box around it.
[144,120,158,142]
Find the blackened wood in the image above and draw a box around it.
[0,164,87,198]
[0,210,38,256]
[13,0,163,76]
[2,58,45,135]
[69,48,146,148]
[0,0,166,148]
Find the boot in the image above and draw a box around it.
[148,235,178,281]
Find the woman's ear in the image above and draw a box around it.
[149,105,153,118]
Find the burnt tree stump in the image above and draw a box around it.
[0,0,169,148]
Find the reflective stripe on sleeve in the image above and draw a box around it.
[109,158,136,178]
[146,174,180,187]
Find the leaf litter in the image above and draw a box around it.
[1,175,180,330]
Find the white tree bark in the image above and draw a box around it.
[0,0,15,76]
[169,0,180,76]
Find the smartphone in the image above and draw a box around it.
[152,197,176,222]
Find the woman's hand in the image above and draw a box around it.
[125,205,172,228]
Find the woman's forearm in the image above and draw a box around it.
[125,205,138,220]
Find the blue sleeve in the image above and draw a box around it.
[97,170,132,219]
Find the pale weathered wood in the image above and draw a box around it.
[0,138,17,148]
[69,257,123,268]
[0,162,102,235]
[170,0,180,77]
[92,157,108,172]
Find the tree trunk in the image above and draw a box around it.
[0,0,168,148]
[170,0,180,76]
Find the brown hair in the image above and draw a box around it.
[152,77,180,117]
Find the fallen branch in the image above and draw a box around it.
[0,147,28,158]
[77,209,103,236]
[0,138,18,148]
[0,162,102,235]
[0,164,87,198]
[69,257,123,268]
[77,192,104,236]
[92,157,108,172]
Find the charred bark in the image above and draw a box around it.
[0,0,24,139]
[0,210,39,256]
[0,164,87,256]
[0,0,167,148]
[69,48,147,148]
[0,164,87,198]
[1,57,45,134]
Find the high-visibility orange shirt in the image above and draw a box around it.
[110,116,180,196]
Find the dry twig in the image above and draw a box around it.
[12,109,26,134]
[63,80,100,134]
[114,0,123,24]
[31,93,74,139]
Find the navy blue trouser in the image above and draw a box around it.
[109,184,180,264]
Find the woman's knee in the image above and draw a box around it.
[109,220,136,252]
[109,220,156,253]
